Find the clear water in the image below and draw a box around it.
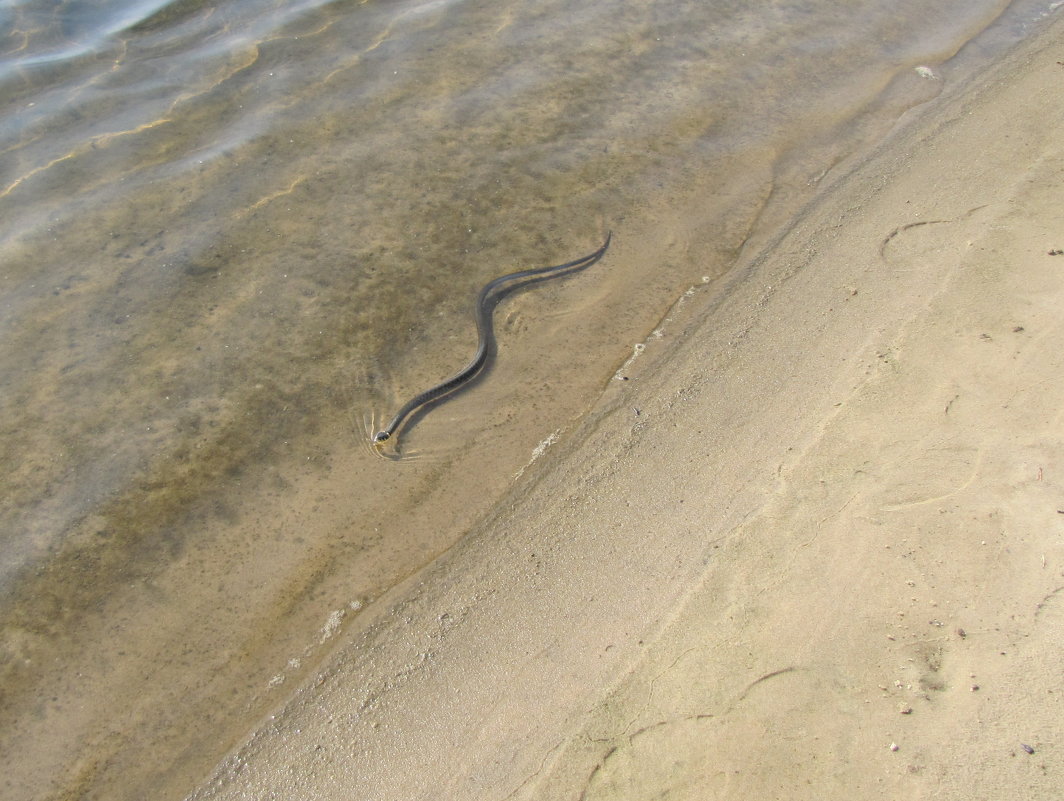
[0,0,1057,798]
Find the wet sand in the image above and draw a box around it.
[184,11,1064,801]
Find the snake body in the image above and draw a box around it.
[374,232,611,446]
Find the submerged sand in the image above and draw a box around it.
[188,16,1064,800]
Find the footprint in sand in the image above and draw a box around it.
[879,205,990,265]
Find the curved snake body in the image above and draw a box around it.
[374,232,611,446]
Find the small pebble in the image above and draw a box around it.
[1021,743,1035,755]
[890,742,900,752]
[900,705,913,715]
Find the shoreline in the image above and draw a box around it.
[4,6,1063,801]
[189,14,1064,800]
[190,15,1064,801]
[198,11,1062,800]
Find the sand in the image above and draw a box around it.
[187,15,1064,800]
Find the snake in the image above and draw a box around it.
[374,232,611,446]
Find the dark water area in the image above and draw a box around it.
[1,0,1059,798]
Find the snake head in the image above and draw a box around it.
[373,431,390,444]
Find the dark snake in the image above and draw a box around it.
[374,232,611,446]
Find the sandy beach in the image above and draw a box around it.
[178,14,1064,800]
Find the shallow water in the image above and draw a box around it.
[0,0,1058,798]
